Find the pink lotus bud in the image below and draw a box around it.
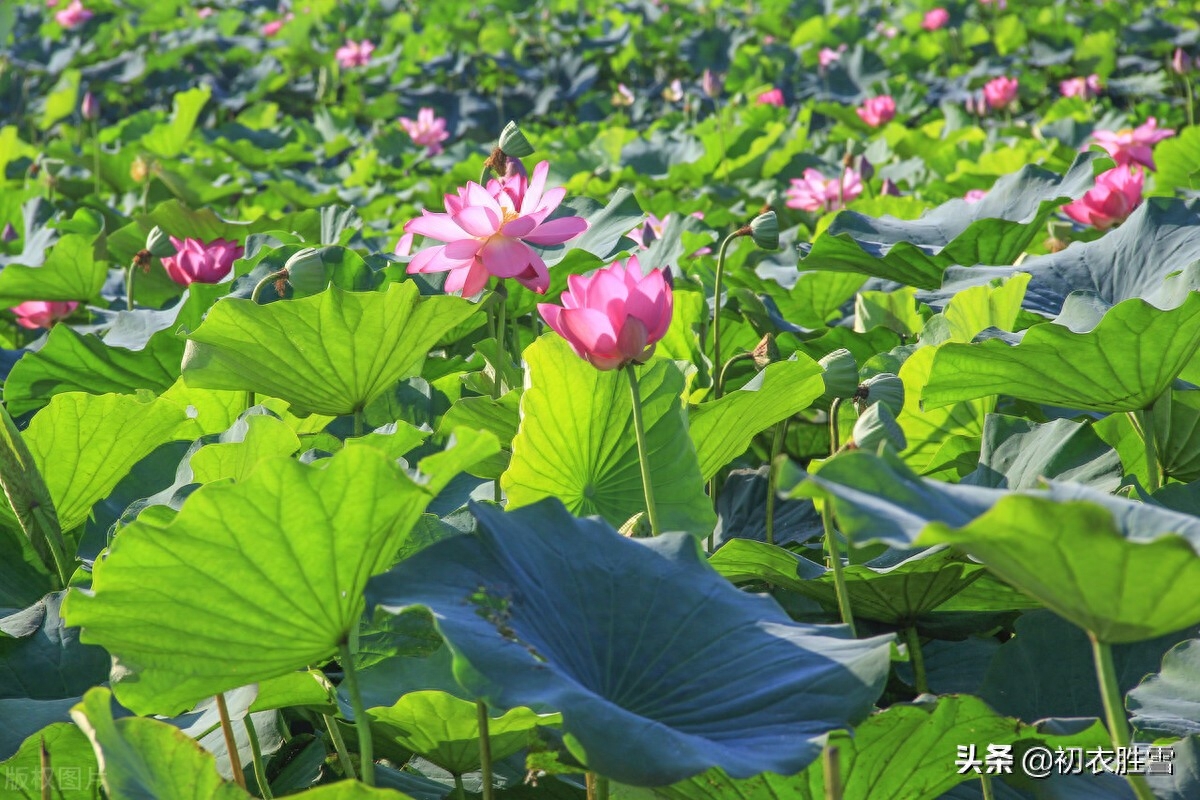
[756,88,785,107]
[922,8,950,30]
[537,256,673,371]
[160,236,243,286]
[81,91,99,121]
[856,95,896,127]
[2,222,17,242]
[335,39,374,68]
[964,189,987,203]
[55,0,92,28]
[701,69,724,99]
[11,301,79,330]
[1059,74,1102,100]
[1062,165,1143,230]
[880,178,902,197]
[982,76,1019,110]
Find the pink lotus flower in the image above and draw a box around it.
[394,233,414,257]
[628,212,711,256]
[11,301,78,330]
[757,88,785,107]
[55,0,93,28]
[399,108,450,155]
[875,23,898,39]
[161,236,242,286]
[1090,118,1176,170]
[404,161,588,296]
[922,8,950,30]
[262,17,291,37]
[1060,74,1102,100]
[1062,165,1143,230]
[197,7,214,18]
[857,96,896,127]
[537,256,673,371]
[818,45,846,68]
[983,76,1019,110]
[963,189,988,203]
[335,40,374,68]
[786,168,863,213]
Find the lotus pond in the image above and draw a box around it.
[2,0,1200,798]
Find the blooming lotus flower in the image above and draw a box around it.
[197,7,214,18]
[11,301,78,330]
[613,84,635,107]
[628,212,711,256]
[394,232,414,257]
[404,161,588,296]
[922,8,950,30]
[335,40,374,68]
[399,108,450,155]
[786,168,863,213]
[857,96,896,127]
[983,76,1019,110]
[537,256,673,371]
[818,45,846,68]
[662,79,684,103]
[55,0,93,28]
[757,88,785,107]
[1090,118,1175,170]
[963,189,987,203]
[161,236,242,286]
[1060,74,1102,100]
[1062,165,1143,230]
[262,16,293,37]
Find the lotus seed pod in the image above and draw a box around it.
[857,372,905,415]
[619,511,652,538]
[749,211,779,250]
[498,120,534,158]
[144,226,176,258]
[284,247,333,295]
[850,402,906,452]
[819,348,859,400]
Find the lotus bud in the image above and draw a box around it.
[849,402,907,452]
[749,211,779,250]
[284,246,333,295]
[855,154,875,182]
[702,69,724,98]
[880,178,901,196]
[81,91,99,121]
[752,334,779,369]
[1,223,16,243]
[819,348,859,400]
[1172,48,1190,75]
[130,155,149,183]
[145,226,176,258]
[498,120,534,158]
[855,372,905,415]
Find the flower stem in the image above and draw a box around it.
[215,694,248,789]
[125,261,136,312]
[980,775,996,800]
[905,626,928,695]
[765,420,788,546]
[716,352,756,397]
[821,504,857,636]
[1089,631,1156,800]
[587,773,610,800]
[322,713,356,780]
[244,716,274,799]
[823,744,842,800]
[338,641,373,786]
[90,119,101,198]
[476,701,494,800]
[711,230,745,399]
[625,364,662,536]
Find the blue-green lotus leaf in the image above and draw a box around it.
[366,499,892,786]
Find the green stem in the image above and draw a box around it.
[716,352,756,397]
[625,364,662,536]
[587,773,610,800]
[40,736,50,800]
[125,262,136,312]
[1089,632,1156,800]
[352,408,364,438]
[1185,77,1195,129]
[339,641,374,786]
[711,231,745,399]
[905,626,928,695]
[765,421,788,547]
[243,717,274,799]
[91,119,101,198]
[1133,404,1161,492]
[244,269,290,412]
[829,397,843,454]
[215,694,248,790]
[323,714,356,780]
[477,701,494,800]
[453,774,467,800]
[493,284,508,397]
[823,744,842,800]
[821,506,857,636]
[980,774,996,800]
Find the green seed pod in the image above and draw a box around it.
[145,226,176,258]
[850,402,906,452]
[619,511,652,538]
[498,120,535,158]
[819,348,859,400]
[284,247,333,296]
[856,372,905,416]
[749,211,779,250]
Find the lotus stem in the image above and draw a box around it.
[39,736,50,800]
[711,229,747,399]
[765,420,788,547]
[1089,632,1156,800]
[477,701,494,800]
[821,504,857,637]
[1185,78,1195,129]
[338,641,374,786]
[625,364,662,536]
[716,352,756,397]
[352,408,364,439]
[829,397,843,454]
[587,773,610,800]
[980,775,996,800]
[322,713,356,780]
[215,694,248,789]
[251,269,288,305]
[244,716,274,799]
[1133,404,1161,492]
[823,744,842,800]
[90,119,101,198]
[453,774,467,800]
[905,626,928,695]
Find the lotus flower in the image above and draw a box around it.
[662,79,684,103]
[11,301,78,330]
[1061,165,1143,230]
[857,95,896,127]
[393,233,414,257]
[1090,118,1175,170]
[701,69,724,98]
[399,108,450,155]
[196,7,214,18]
[786,168,863,213]
[964,189,987,203]
[757,88,785,107]
[1060,74,1102,100]
[161,236,242,286]
[81,91,99,121]
[627,212,711,255]
[404,161,588,296]
[613,84,635,106]
[537,256,672,371]
[983,76,1019,110]
[262,15,293,37]
[818,45,846,68]
[335,39,374,68]
[55,0,93,28]
[922,8,950,30]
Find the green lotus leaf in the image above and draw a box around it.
[503,335,715,537]
[0,221,107,306]
[1129,639,1200,738]
[0,721,97,797]
[183,282,481,417]
[961,414,1123,491]
[188,412,301,484]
